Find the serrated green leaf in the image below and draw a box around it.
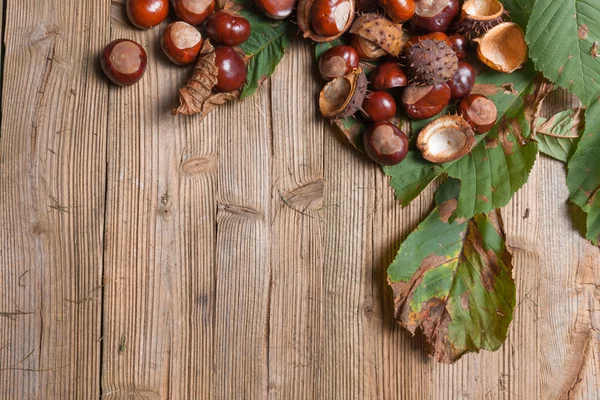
[388,197,515,363]
[534,108,584,162]
[526,0,600,106]
[567,99,600,245]
[238,8,294,99]
[501,0,536,29]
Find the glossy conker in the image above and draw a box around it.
[161,21,203,66]
[310,0,353,37]
[378,0,415,23]
[370,62,408,90]
[447,61,475,99]
[458,94,498,134]
[126,0,169,29]
[214,46,247,93]
[401,83,451,120]
[448,34,469,60]
[361,91,397,121]
[173,0,215,25]
[254,0,295,19]
[205,11,251,46]
[318,45,359,81]
[363,121,409,166]
[101,39,147,86]
[410,0,459,33]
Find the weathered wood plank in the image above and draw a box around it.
[0,0,108,397]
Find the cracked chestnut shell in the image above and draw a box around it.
[318,45,360,81]
[173,0,215,25]
[363,121,409,166]
[410,0,459,33]
[214,46,247,92]
[255,0,295,19]
[378,0,415,23]
[161,21,203,66]
[417,115,476,163]
[401,83,451,120]
[319,68,368,119]
[205,11,251,46]
[101,39,147,86]
[126,0,169,29]
[361,91,397,121]
[447,61,475,99]
[458,94,498,134]
[370,62,408,90]
[350,35,387,60]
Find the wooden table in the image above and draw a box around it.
[1,1,599,399]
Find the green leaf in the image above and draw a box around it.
[388,196,515,363]
[315,38,345,59]
[526,0,600,106]
[501,0,536,29]
[238,8,294,99]
[534,108,584,162]
[567,99,600,245]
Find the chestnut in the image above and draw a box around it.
[205,11,251,46]
[458,94,498,134]
[410,0,459,33]
[318,45,360,81]
[401,83,451,120]
[370,62,407,90]
[361,91,397,121]
[404,32,448,53]
[350,35,386,60]
[172,0,215,25]
[356,0,377,11]
[126,0,169,29]
[363,121,409,166]
[214,46,247,92]
[447,61,475,99]
[254,0,295,19]
[310,0,353,37]
[101,39,147,86]
[448,34,469,60]
[378,0,415,23]
[161,21,203,66]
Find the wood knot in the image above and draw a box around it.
[179,155,218,176]
[280,180,324,210]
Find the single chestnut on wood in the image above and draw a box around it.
[458,94,498,134]
[401,83,451,120]
[310,0,354,37]
[126,0,169,29]
[205,11,251,46]
[173,0,215,25]
[370,62,408,90]
[101,39,147,86]
[214,46,247,93]
[255,0,295,20]
[361,91,397,121]
[318,45,360,81]
[447,61,475,99]
[363,121,409,166]
[410,0,459,33]
[377,0,415,23]
[162,22,203,66]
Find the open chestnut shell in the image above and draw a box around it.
[453,0,505,39]
[416,115,476,163]
[350,13,406,57]
[473,22,527,73]
[350,35,387,60]
[319,68,368,119]
[298,0,355,42]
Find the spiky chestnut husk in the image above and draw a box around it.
[406,39,458,85]
[319,68,368,120]
[452,15,505,40]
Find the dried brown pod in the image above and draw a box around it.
[298,0,355,42]
[406,39,458,85]
[174,40,240,117]
[473,22,527,73]
[453,0,505,39]
[349,13,406,57]
[350,35,388,60]
[416,115,476,163]
[319,68,368,119]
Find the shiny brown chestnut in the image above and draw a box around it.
[448,34,469,60]
[214,46,247,93]
[254,0,295,19]
[401,83,451,120]
[319,45,360,81]
[370,62,408,90]
[126,0,169,29]
[310,0,353,37]
[410,0,459,33]
[350,35,387,60]
[173,0,215,25]
[361,91,397,121]
[356,0,377,11]
[447,61,475,99]
[363,121,409,166]
[378,0,415,22]
[458,94,498,134]
[161,21,203,66]
[101,39,147,86]
[205,11,251,46]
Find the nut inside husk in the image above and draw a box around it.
[319,68,367,119]
[350,13,406,57]
[298,0,355,42]
[473,22,528,73]
[417,115,476,163]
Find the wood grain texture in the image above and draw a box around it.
[0,1,599,398]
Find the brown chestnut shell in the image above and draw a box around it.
[473,22,527,73]
[319,68,368,119]
[298,0,355,42]
[350,13,406,57]
[416,115,476,163]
